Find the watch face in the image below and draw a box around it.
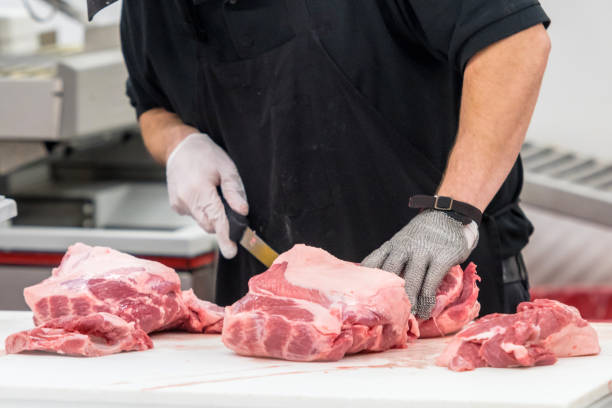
[87,0,119,20]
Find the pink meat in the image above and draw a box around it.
[180,289,225,333]
[24,243,187,332]
[5,243,223,357]
[417,263,481,338]
[222,244,419,362]
[436,299,601,371]
[5,313,152,357]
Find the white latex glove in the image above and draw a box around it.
[166,133,248,259]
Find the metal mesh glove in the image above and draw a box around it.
[362,210,479,319]
[166,133,248,259]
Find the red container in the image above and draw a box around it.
[530,286,612,322]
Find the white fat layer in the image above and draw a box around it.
[278,244,404,300]
[25,243,179,305]
[543,323,601,357]
[500,342,528,359]
[463,325,506,341]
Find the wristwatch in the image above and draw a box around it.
[408,195,482,226]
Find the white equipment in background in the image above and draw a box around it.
[0,196,17,224]
[0,28,134,140]
[0,49,133,140]
[0,10,219,311]
[521,142,612,227]
[0,8,40,54]
[519,142,612,287]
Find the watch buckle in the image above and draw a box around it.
[434,195,453,211]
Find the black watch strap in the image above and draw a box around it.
[409,195,482,226]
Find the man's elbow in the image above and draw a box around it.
[466,24,551,77]
[507,24,551,76]
[526,25,551,68]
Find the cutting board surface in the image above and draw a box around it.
[0,311,610,408]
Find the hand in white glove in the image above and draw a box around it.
[166,133,248,259]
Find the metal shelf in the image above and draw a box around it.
[520,142,612,226]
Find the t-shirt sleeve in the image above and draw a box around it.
[120,2,173,118]
[402,0,550,72]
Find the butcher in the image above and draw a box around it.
[88,0,550,318]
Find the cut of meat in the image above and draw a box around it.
[24,243,186,333]
[5,243,224,357]
[436,299,601,371]
[417,263,481,338]
[180,289,225,333]
[5,313,152,357]
[222,244,419,362]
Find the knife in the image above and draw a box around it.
[220,195,279,267]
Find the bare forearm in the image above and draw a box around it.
[139,108,197,165]
[437,25,551,212]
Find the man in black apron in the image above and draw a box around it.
[92,0,550,318]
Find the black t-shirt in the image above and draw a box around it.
[120,0,549,258]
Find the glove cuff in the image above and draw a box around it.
[463,221,479,251]
[166,133,211,169]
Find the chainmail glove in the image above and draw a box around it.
[362,210,479,319]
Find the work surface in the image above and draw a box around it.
[0,312,610,408]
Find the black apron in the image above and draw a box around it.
[182,0,532,314]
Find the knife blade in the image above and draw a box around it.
[220,195,279,267]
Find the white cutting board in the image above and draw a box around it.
[0,311,610,408]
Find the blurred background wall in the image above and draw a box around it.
[528,0,612,160]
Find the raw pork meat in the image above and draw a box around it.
[418,263,481,338]
[222,245,419,362]
[180,289,225,333]
[436,299,601,371]
[5,243,224,357]
[5,313,152,356]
